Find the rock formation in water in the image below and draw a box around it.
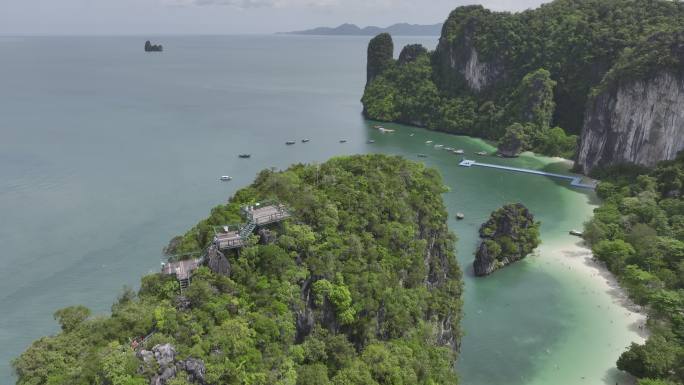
[473,203,540,276]
[576,31,684,173]
[144,40,163,52]
[497,123,526,157]
[366,33,393,84]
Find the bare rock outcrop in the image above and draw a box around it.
[577,71,684,173]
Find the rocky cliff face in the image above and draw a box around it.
[435,38,503,93]
[577,71,684,173]
[461,48,500,91]
[366,33,394,84]
[138,344,206,385]
[473,203,540,277]
[433,6,504,94]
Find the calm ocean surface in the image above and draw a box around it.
[0,35,639,384]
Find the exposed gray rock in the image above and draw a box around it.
[473,203,539,276]
[257,228,276,245]
[137,349,154,364]
[174,295,192,311]
[473,240,501,276]
[152,344,176,368]
[577,71,684,173]
[151,366,176,385]
[206,244,230,276]
[434,12,504,94]
[178,358,207,384]
[462,48,500,91]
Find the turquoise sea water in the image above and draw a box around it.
[0,36,642,384]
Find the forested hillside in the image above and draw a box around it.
[13,155,463,385]
[362,0,684,160]
[585,155,684,384]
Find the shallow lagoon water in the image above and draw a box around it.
[0,35,643,384]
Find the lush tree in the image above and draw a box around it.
[53,305,91,332]
[14,155,463,385]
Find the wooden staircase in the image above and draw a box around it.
[239,220,257,238]
[179,278,190,292]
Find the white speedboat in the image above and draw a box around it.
[220,176,232,181]
[425,140,433,144]
[453,149,465,154]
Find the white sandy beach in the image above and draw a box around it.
[527,237,648,385]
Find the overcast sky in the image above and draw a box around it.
[0,0,548,35]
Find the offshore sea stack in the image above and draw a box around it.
[473,203,540,276]
[144,40,163,52]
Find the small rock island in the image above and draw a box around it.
[144,40,163,52]
[473,203,540,276]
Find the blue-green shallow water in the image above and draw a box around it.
[0,36,641,384]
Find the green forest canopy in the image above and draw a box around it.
[362,0,684,158]
[13,154,463,385]
[586,153,684,385]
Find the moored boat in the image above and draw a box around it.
[339,139,347,143]
[453,149,465,154]
[569,230,583,237]
[475,151,487,156]
[417,153,427,158]
[456,212,465,220]
[286,141,296,145]
[238,154,251,158]
[220,176,232,181]
[302,139,310,143]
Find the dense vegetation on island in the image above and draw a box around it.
[13,155,463,385]
[473,203,540,276]
[362,0,684,159]
[585,154,684,385]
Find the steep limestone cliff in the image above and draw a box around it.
[577,31,684,173]
[577,72,684,173]
[433,5,504,95]
[366,33,394,84]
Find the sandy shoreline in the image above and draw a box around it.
[564,239,647,335]
[545,238,649,338]
[529,236,649,385]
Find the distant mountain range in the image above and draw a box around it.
[281,23,442,36]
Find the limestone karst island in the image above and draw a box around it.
[5,1,684,385]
